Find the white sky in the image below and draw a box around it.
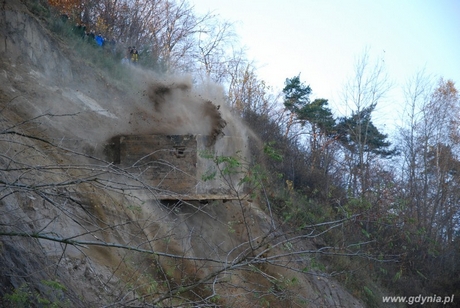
[191,0,460,130]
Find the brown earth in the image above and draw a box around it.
[0,0,366,307]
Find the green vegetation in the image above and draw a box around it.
[1,0,458,307]
[3,280,69,308]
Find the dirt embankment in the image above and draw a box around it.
[0,1,365,307]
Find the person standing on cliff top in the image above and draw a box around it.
[95,33,104,47]
[130,47,139,63]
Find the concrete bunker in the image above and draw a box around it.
[105,134,248,201]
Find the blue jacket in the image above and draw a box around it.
[95,35,104,47]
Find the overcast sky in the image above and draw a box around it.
[191,0,460,129]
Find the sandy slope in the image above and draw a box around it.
[0,1,364,306]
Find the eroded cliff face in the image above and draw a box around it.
[0,1,364,307]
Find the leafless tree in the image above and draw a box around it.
[0,108,385,307]
[338,48,393,197]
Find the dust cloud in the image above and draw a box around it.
[120,68,252,153]
[142,76,227,145]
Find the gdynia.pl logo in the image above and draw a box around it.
[382,294,454,305]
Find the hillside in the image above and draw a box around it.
[0,1,367,307]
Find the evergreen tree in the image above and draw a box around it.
[336,103,393,157]
[283,75,312,115]
[283,76,335,137]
